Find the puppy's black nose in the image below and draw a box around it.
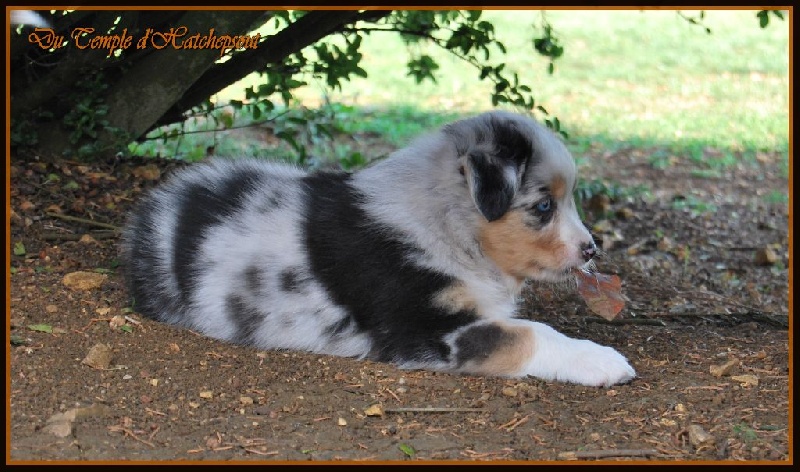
[581,242,597,262]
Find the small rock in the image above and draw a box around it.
[42,404,111,437]
[42,420,72,438]
[364,404,384,417]
[657,236,674,252]
[82,343,113,369]
[754,247,778,266]
[337,417,348,426]
[78,234,99,245]
[240,396,254,405]
[45,305,58,313]
[710,359,739,377]
[199,390,213,399]
[109,315,126,329]
[501,387,518,397]
[616,207,635,220]
[63,271,107,290]
[687,424,715,447]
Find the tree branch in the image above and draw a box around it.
[151,10,392,131]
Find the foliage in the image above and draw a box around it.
[10,9,786,163]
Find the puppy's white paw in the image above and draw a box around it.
[523,322,636,387]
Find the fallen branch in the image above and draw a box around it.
[46,212,121,231]
[558,448,658,460]
[383,407,487,414]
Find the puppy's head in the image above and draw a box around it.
[444,111,596,282]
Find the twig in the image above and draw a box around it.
[674,289,762,312]
[46,212,120,231]
[108,426,155,447]
[586,317,666,326]
[244,449,280,456]
[383,407,487,414]
[74,317,112,334]
[40,231,119,241]
[558,448,658,460]
[498,414,531,432]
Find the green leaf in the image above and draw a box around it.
[220,112,234,129]
[13,242,26,256]
[119,325,133,333]
[757,10,769,28]
[398,443,416,458]
[28,324,53,333]
[11,335,27,346]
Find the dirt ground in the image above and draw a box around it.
[7,134,791,463]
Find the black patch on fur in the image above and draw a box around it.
[325,316,353,336]
[303,172,478,364]
[280,267,305,293]
[172,169,262,302]
[465,116,536,222]
[454,323,514,367]
[123,197,183,321]
[244,265,263,293]
[226,294,265,345]
[468,151,517,222]
[489,117,533,168]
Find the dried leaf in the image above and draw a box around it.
[687,424,715,447]
[575,271,626,320]
[63,271,107,290]
[731,374,759,387]
[710,359,738,377]
[109,315,126,329]
[82,343,113,369]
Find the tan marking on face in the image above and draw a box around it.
[462,324,534,376]
[479,210,569,280]
[550,175,567,200]
[433,283,477,314]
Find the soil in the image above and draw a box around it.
[7,136,790,463]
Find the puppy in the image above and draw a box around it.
[121,111,635,387]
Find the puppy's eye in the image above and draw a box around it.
[534,198,553,214]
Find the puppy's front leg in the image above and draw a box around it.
[450,319,636,387]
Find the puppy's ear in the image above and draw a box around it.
[446,113,533,221]
[463,151,520,222]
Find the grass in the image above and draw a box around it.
[140,9,789,170]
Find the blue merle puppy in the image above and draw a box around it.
[121,111,635,387]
